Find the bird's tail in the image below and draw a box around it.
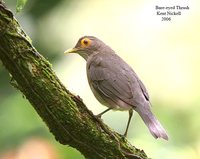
[135,106,168,140]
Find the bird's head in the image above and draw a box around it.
[64,36,113,60]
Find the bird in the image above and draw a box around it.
[64,36,168,140]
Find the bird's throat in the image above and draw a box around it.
[78,52,89,61]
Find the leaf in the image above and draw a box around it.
[16,0,28,13]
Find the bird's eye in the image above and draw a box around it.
[81,38,91,47]
[83,40,88,45]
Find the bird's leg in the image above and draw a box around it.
[96,108,112,118]
[123,109,133,137]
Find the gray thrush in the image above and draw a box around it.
[64,36,168,140]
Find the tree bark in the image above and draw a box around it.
[0,2,149,159]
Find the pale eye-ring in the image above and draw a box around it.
[81,38,91,47]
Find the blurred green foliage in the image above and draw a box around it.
[16,0,27,12]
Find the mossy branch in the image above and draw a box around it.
[0,2,149,159]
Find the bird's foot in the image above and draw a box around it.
[121,134,127,140]
[95,114,102,119]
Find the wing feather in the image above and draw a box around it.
[87,53,149,108]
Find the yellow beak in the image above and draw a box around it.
[64,48,79,54]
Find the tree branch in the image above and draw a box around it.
[0,2,149,159]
